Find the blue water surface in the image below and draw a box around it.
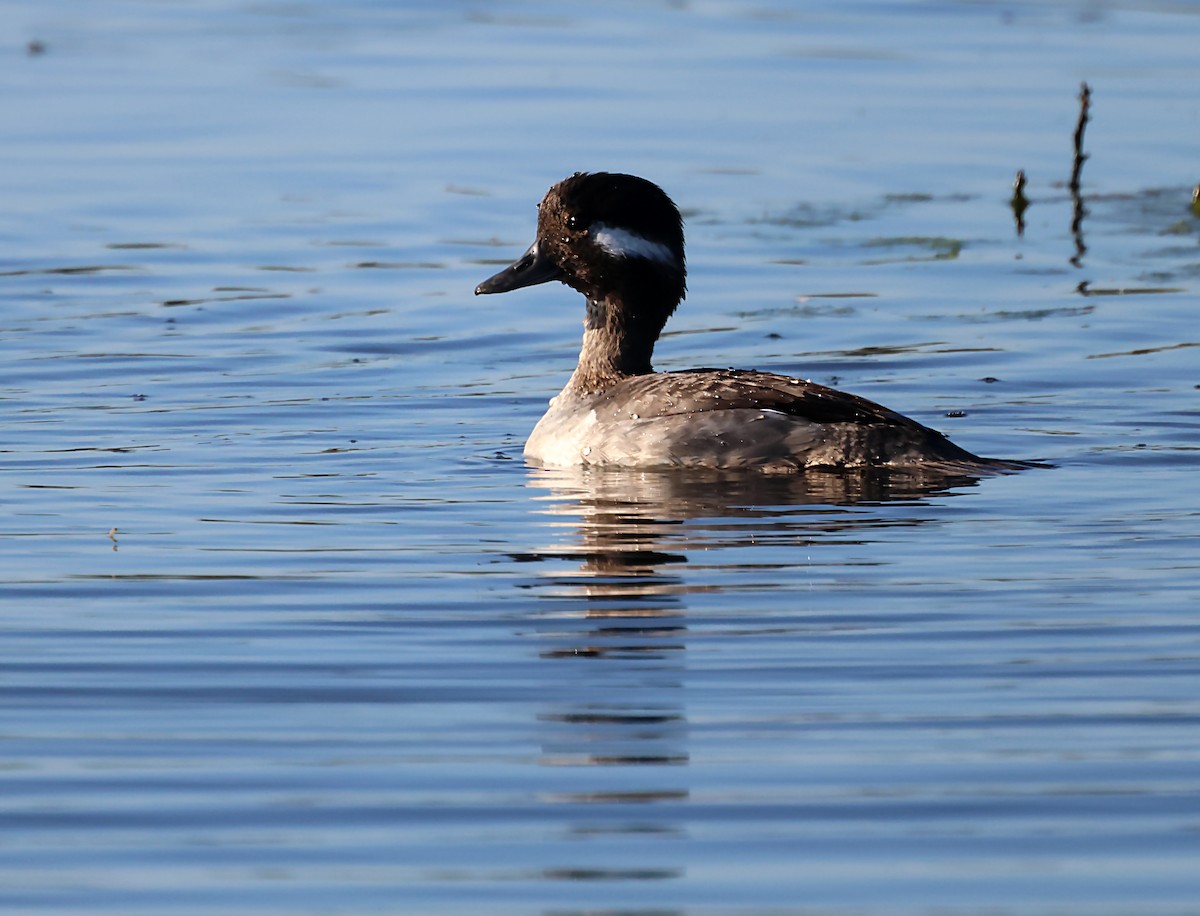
[1,1,1199,912]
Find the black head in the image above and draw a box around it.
[475,172,687,311]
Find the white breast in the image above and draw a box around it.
[523,394,601,467]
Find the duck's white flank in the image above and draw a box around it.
[591,223,677,265]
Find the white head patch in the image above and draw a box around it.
[591,223,677,266]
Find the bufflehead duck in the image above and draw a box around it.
[476,172,1029,473]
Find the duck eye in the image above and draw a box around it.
[567,214,585,231]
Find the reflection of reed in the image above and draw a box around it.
[1009,83,1092,265]
[1069,82,1091,268]
[1011,170,1029,237]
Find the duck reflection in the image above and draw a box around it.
[517,465,987,887]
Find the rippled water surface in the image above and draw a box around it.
[2,1,1199,912]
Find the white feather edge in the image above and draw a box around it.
[591,223,677,265]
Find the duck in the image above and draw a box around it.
[476,171,1031,474]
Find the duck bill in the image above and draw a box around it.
[475,241,563,295]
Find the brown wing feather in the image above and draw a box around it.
[581,368,1023,471]
[597,369,917,427]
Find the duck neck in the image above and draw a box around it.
[566,293,665,393]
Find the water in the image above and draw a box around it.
[2,0,1199,912]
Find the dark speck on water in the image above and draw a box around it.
[1,1,1198,913]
